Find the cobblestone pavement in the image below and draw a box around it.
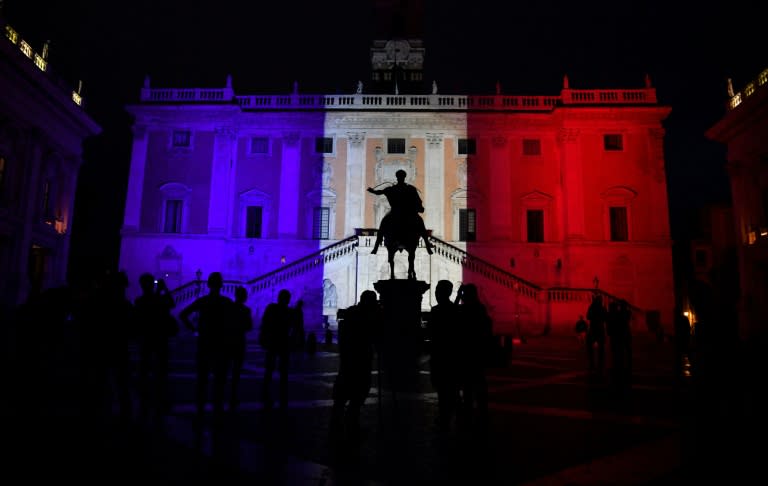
[6,328,714,485]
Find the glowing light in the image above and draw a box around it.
[748,231,757,245]
[71,91,82,106]
[33,54,47,72]
[19,40,33,58]
[683,311,689,317]
[5,25,19,44]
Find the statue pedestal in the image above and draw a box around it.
[373,279,430,394]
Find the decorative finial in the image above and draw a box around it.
[496,80,501,95]
[293,80,299,94]
[727,78,735,97]
[432,80,438,95]
[356,80,363,94]
[644,73,652,88]
[42,40,50,60]
[225,74,232,89]
[143,75,151,88]
[77,80,83,94]
[395,81,399,95]
[563,75,570,89]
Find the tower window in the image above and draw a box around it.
[459,208,477,242]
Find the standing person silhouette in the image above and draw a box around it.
[134,273,176,421]
[586,294,607,376]
[179,271,235,423]
[229,286,253,413]
[367,169,433,255]
[427,280,461,432]
[330,290,382,438]
[259,289,296,409]
[455,283,492,430]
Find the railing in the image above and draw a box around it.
[244,236,358,293]
[139,89,658,110]
[428,237,542,300]
[171,279,243,307]
[562,89,656,104]
[728,67,768,110]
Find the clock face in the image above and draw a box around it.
[385,40,410,61]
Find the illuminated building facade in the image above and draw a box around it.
[706,67,768,341]
[120,39,675,335]
[0,18,100,315]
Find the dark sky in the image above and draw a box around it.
[4,0,764,274]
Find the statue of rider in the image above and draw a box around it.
[367,169,433,255]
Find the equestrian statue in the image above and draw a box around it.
[367,169,433,280]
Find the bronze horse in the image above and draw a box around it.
[378,212,432,280]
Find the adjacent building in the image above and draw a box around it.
[0,18,101,316]
[706,68,768,341]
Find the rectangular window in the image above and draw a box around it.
[526,209,544,242]
[250,136,269,154]
[384,72,392,81]
[458,138,476,155]
[609,206,628,241]
[604,134,623,151]
[164,200,182,233]
[459,208,477,242]
[523,139,541,156]
[245,205,263,238]
[172,130,191,148]
[315,137,333,154]
[387,138,406,154]
[313,207,330,239]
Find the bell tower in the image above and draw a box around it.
[369,0,426,94]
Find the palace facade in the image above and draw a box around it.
[120,39,674,335]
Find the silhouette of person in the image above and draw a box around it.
[78,270,134,425]
[330,290,381,438]
[134,273,176,420]
[259,289,296,409]
[586,294,607,376]
[230,286,253,412]
[367,169,433,255]
[575,314,588,344]
[606,300,632,390]
[455,283,492,429]
[179,271,235,422]
[427,280,461,431]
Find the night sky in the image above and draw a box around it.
[3,0,764,278]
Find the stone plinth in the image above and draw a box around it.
[373,279,430,393]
